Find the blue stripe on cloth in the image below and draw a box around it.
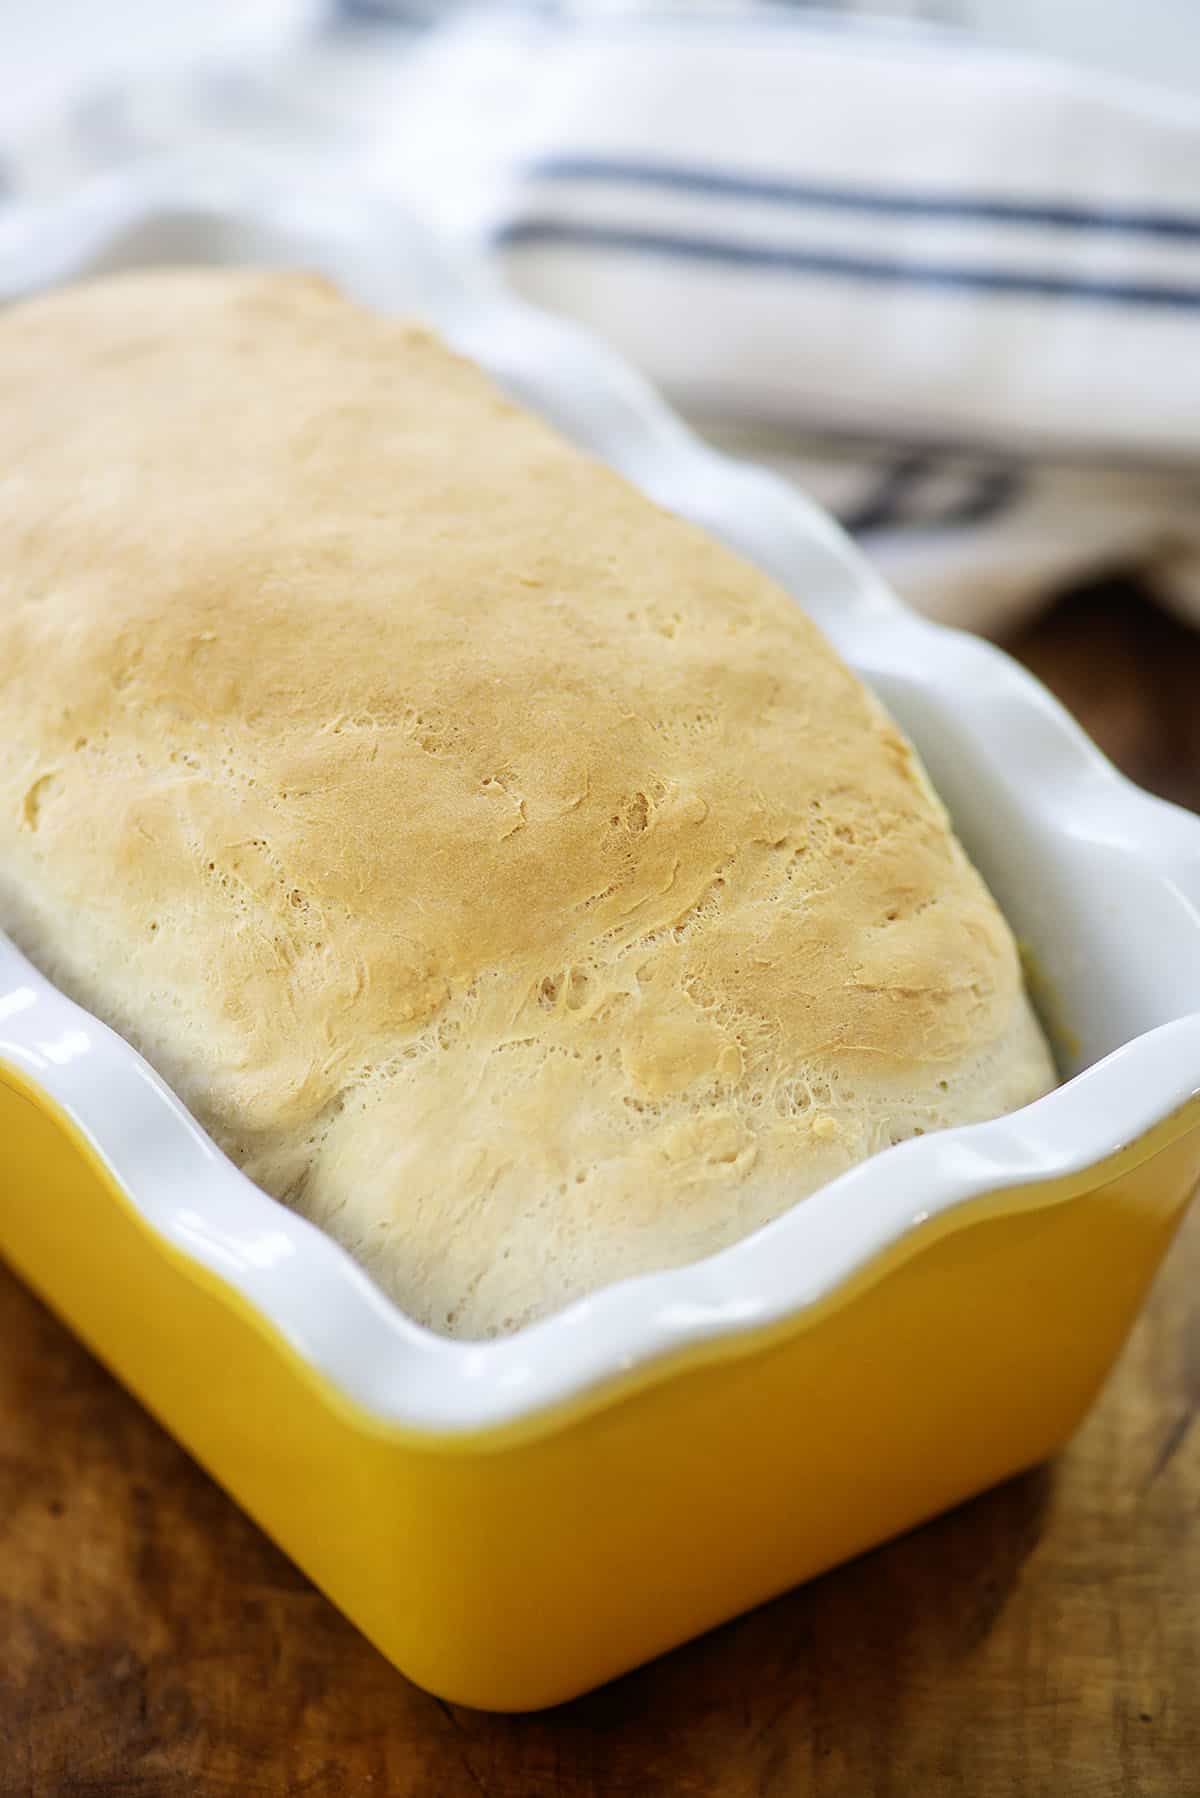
[494,219,1200,311]
[520,156,1200,244]
[333,0,557,22]
[332,2,975,49]
[838,458,1024,536]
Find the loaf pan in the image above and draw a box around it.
[3,166,1200,1710]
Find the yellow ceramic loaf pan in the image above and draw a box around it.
[3,175,1200,1711]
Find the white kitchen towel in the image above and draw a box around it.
[4,1,1200,631]
[466,6,1200,630]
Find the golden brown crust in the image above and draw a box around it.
[0,270,1054,1335]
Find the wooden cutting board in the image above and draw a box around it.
[2,580,1198,1797]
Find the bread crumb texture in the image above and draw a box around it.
[0,270,1055,1336]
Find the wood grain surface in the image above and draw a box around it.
[2,580,1199,1797]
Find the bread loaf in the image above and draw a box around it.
[0,270,1055,1336]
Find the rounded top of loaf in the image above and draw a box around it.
[0,270,1054,1335]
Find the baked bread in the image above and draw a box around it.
[0,269,1055,1336]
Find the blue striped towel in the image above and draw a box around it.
[5,1,1200,631]
[462,6,1200,631]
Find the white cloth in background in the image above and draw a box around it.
[3,2,1200,632]
[469,8,1200,630]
